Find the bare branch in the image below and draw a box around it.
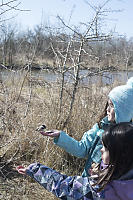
[57,15,82,38]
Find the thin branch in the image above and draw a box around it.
[0,0,30,12]
[57,15,82,38]
[62,38,84,128]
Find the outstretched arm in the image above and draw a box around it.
[17,163,101,200]
[54,123,101,158]
[39,123,102,159]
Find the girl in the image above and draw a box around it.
[17,122,133,199]
[38,77,133,176]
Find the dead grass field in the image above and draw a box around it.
[0,70,121,199]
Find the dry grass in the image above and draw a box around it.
[0,70,120,199]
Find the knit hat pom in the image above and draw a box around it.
[127,77,133,88]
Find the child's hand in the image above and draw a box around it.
[40,130,60,138]
[89,163,99,176]
[16,166,27,175]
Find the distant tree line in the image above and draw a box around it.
[0,23,133,71]
[0,0,133,72]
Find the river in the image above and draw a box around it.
[0,68,133,85]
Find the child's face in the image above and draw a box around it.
[101,145,109,164]
[107,99,115,122]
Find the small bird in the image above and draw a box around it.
[36,124,46,132]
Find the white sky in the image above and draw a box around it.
[9,0,133,39]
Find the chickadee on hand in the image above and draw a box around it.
[36,124,46,132]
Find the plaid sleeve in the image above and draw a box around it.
[26,163,102,200]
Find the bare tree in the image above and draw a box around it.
[48,0,116,129]
[0,0,29,24]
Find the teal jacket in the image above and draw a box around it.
[54,117,109,177]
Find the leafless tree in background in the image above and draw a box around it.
[50,0,118,128]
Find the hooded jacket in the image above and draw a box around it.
[54,77,133,177]
[26,163,133,200]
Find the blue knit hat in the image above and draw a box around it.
[108,77,133,123]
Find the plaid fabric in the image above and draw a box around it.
[26,163,104,200]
